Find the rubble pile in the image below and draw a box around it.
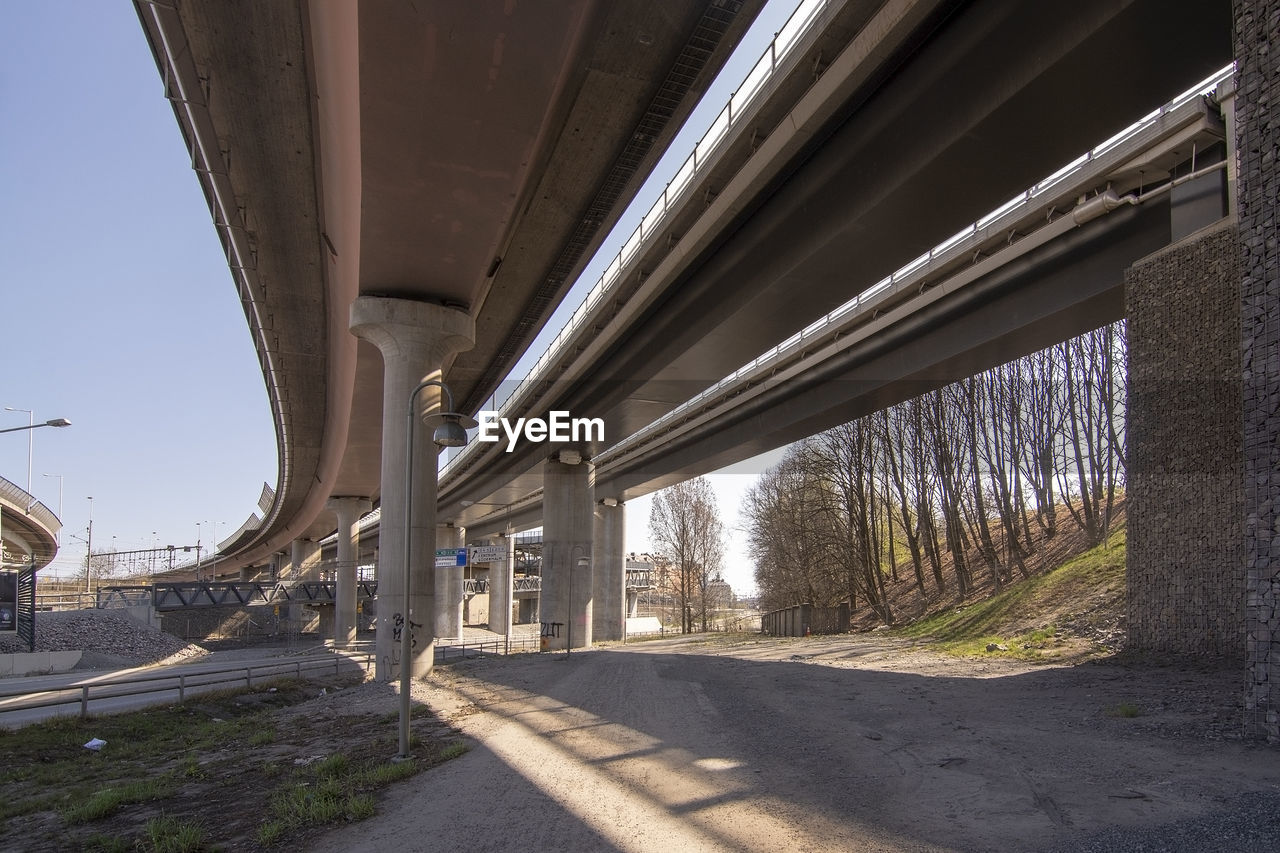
[0,609,206,666]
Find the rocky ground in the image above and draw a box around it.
[0,609,208,671]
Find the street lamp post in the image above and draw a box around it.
[0,417,71,434]
[2,412,72,509]
[85,496,93,594]
[4,407,33,494]
[41,473,63,519]
[396,378,472,761]
[211,521,223,576]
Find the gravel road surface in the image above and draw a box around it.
[307,634,1280,852]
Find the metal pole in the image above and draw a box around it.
[85,497,93,594]
[397,377,453,760]
[5,408,33,494]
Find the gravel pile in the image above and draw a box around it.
[0,609,207,670]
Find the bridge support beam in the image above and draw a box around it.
[436,524,464,639]
[592,500,625,642]
[328,496,371,649]
[1236,0,1279,743]
[541,457,593,650]
[351,296,474,681]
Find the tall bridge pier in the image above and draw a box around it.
[1127,0,1277,741]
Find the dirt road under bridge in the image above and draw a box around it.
[310,634,1279,852]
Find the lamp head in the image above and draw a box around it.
[432,413,470,448]
[46,418,71,428]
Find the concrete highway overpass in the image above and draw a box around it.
[137,0,1277,739]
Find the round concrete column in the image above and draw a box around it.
[327,496,371,649]
[287,538,321,635]
[592,500,625,642]
[436,524,465,638]
[541,457,594,651]
[291,538,320,581]
[350,296,474,681]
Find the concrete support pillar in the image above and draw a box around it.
[1235,0,1280,743]
[316,606,335,637]
[238,566,251,583]
[436,524,464,638]
[291,539,320,581]
[328,496,371,649]
[592,501,625,642]
[1126,224,1243,658]
[541,458,594,650]
[489,534,515,637]
[283,539,320,634]
[351,296,474,681]
[277,550,294,583]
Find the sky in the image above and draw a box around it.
[1,1,799,595]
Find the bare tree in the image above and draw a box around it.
[745,452,833,611]
[649,477,725,632]
[743,321,1129,619]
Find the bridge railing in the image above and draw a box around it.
[150,580,378,611]
[446,0,842,475]
[97,586,152,609]
[34,592,96,612]
[513,576,542,593]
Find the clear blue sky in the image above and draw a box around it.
[2,1,796,593]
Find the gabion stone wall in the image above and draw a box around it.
[1126,221,1244,660]
[1236,0,1280,743]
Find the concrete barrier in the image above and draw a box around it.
[0,651,82,677]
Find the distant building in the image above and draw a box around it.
[707,574,734,611]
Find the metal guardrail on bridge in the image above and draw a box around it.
[513,577,542,593]
[149,581,378,611]
[0,653,372,724]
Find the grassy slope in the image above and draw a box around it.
[891,524,1127,661]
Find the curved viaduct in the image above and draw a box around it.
[135,0,1277,739]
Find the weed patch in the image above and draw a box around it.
[2,673,465,851]
[892,526,1127,660]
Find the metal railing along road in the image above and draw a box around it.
[151,580,378,610]
[34,592,98,612]
[0,476,61,536]
[435,635,542,661]
[0,653,372,726]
